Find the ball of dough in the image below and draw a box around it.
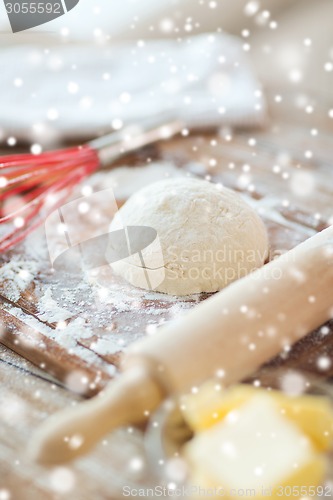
[108,178,269,296]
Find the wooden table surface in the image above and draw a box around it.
[1,88,333,499]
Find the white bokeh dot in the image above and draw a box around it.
[67,81,79,94]
[0,490,10,500]
[31,144,42,155]
[112,118,123,130]
[317,356,331,371]
[49,467,76,493]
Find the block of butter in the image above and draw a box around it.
[184,396,326,500]
[181,383,333,451]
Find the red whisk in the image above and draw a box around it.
[0,117,184,253]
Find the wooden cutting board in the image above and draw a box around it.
[1,89,333,396]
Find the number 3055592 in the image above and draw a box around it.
[276,486,332,497]
[5,3,61,14]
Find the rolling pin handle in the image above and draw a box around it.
[29,364,165,465]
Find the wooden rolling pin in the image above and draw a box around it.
[30,226,333,465]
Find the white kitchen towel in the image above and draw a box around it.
[0,33,265,142]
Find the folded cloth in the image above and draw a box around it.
[0,33,265,142]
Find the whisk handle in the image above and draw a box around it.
[88,115,185,167]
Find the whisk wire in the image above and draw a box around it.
[0,116,184,254]
[0,146,99,252]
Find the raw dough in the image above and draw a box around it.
[108,178,269,296]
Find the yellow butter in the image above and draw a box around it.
[181,382,333,451]
[269,455,326,500]
[184,396,327,500]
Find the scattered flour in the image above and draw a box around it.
[3,305,103,366]
[38,288,74,323]
[0,258,42,302]
[90,338,121,356]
